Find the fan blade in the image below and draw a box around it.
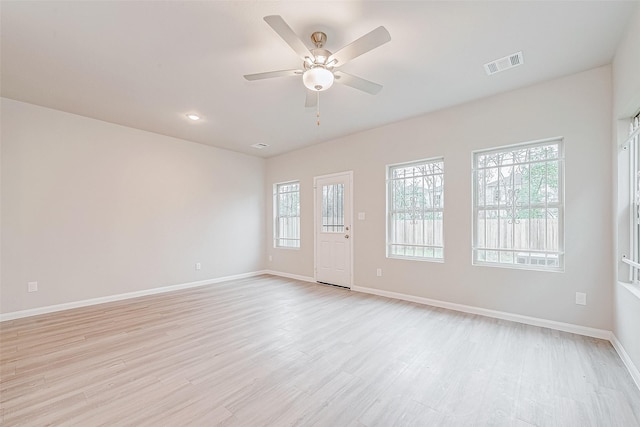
[244,69,301,81]
[305,90,317,108]
[264,15,312,60]
[328,26,391,66]
[334,71,383,95]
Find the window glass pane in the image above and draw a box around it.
[473,140,563,270]
[529,145,547,161]
[546,144,559,159]
[322,184,344,233]
[546,161,560,203]
[274,181,300,248]
[499,250,514,264]
[513,148,528,163]
[387,158,444,261]
[476,170,485,207]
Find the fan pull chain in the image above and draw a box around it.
[316,91,320,126]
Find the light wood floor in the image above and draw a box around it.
[1,275,639,426]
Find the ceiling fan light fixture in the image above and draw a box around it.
[303,67,334,91]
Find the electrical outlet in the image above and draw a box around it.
[358,212,366,220]
[28,281,38,292]
[268,255,273,262]
[195,263,201,271]
[575,292,587,305]
[376,268,382,277]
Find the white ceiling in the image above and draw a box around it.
[1,1,637,157]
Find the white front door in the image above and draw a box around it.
[314,171,352,288]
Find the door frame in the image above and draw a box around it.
[313,171,354,288]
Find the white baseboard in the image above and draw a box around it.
[610,334,640,391]
[264,270,315,283]
[351,285,611,340]
[0,270,267,322]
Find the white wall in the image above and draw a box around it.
[613,4,640,373]
[267,66,613,330]
[1,98,265,315]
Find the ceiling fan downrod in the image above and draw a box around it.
[310,31,326,48]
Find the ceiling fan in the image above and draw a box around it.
[244,15,391,109]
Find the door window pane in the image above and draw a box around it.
[322,184,344,232]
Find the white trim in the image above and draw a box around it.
[629,125,639,282]
[624,125,640,149]
[0,271,267,322]
[620,280,640,301]
[351,285,610,340]
[264,270,315,283]
[611,333,640,391]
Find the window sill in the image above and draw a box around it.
[388,255,444,263]
[619,281,640,301]
[472,261,564,273]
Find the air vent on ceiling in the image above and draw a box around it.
[484,51,524,75]
[251,143,270,149]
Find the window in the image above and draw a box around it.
[628,113,640,282]
[321,183,344,233]
[473,139,564,270]
[274,181,300,248]
[387,158,444,260]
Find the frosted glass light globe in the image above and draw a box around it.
[303,67,334,92]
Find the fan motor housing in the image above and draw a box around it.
[304,48,333,70]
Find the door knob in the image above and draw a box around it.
[345,235,350,239]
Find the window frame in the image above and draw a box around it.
[273,180,300,249]
[472,137,565,272]
[386,157,445,262]
[628,113,640,283]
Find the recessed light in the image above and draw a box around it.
[251,143,270,149]
[186,114,200,121]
